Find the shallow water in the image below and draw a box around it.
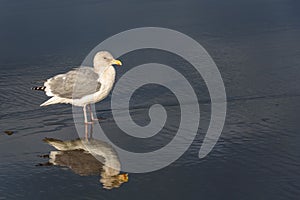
[1,0,300,199]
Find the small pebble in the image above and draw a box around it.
[4,130,14,135]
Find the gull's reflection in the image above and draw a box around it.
[40,133,128,189]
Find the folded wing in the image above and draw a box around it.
[45,67,101,99]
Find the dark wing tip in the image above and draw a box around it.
[32,86,46,91]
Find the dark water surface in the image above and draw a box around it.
[1,0,300,199]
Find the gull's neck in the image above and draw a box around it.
[94,65,111,75]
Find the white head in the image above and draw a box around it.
[93,51,122,73]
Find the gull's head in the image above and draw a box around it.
[93,51,122,70]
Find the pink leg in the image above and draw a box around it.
[88,104,101,122]
[83,105,93,125]
[84,123,88,140]
[84,122,94,140]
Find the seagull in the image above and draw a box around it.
[32,51,122,124]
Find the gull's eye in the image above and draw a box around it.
[103,57,107,60]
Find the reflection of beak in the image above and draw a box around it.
[112,59,122,66]
[118,173,129,182]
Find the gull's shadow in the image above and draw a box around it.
[38,125,128,189]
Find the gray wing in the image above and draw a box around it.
[46,67,101,99]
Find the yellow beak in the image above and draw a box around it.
[112,59,122,66]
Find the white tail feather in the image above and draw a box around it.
[40,97,64,106]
